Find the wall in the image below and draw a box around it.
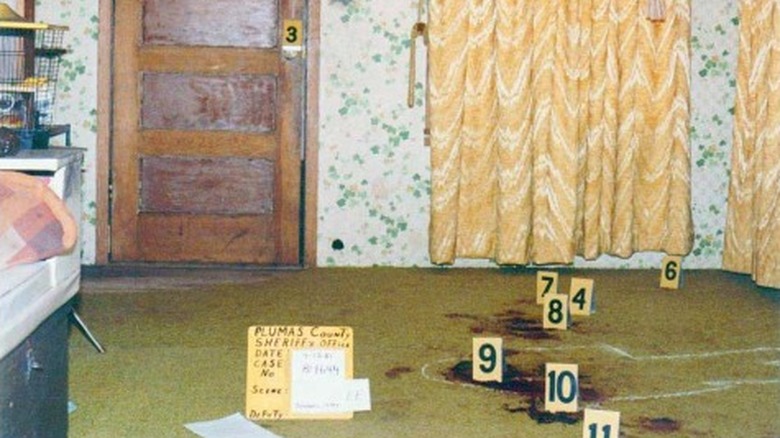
[37,0,99,264]
[39,0,738,268]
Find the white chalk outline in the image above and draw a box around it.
[609,379,780,402]
[419,344,780,404]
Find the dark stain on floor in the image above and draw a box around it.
[445,309,562,340]
[444,360,605,425]
[639,417,682,433]
[444,313,480,321]
[495,310,558,339]
[385,366,414,379]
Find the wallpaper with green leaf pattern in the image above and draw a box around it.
[40,0,738,268]
[38,0,99,263]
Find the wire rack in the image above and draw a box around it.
[0,22,67,147]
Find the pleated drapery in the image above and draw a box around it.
[723,0,780,289]
[428,0,693,265]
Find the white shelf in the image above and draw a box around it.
[0,147,83,172]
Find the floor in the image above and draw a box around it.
[69,268,780,437]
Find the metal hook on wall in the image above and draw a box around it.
[407,21,427,109]
[407,0,429,107]
[407,0,431,146]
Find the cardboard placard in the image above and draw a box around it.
[543,294,570,330]
[536,271,559,304]
[246,326,354,420]
[569,278,595,316]
[282,19,303,51]
[545,363,579,413]
[472,337,503,382]
[660,256,683,289]
[583,408,620,438]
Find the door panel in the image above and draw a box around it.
[137,215,276,264]
[112,0,303,265]
[142,0,278,48]
[141,73,277,132]
[139,156,275,215]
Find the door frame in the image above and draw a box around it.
[95,0,320,266]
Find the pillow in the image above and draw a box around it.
[0,170,77,269]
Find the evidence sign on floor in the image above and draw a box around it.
[246,325,368,420]
[536,271,559,304]
[583,408,620,437]
[472,337,503,382]
[545,363,579,413]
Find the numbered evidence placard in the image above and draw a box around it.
[472,337,503,382]
[545,363,578,413]
[569,278,595,316]
[543,294,570,330]
[536,271,559,304]
[247,325,364,420]
[583,408,620,438]
[660,255,683,289]
[282,19,304,51]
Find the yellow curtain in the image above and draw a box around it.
[723,0,780,289]
[428,0,693,265]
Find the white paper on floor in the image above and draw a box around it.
[184,413,282,438]
[289,349,372,415]
[291,377,372,414]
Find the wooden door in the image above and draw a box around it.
[111,0,304,265]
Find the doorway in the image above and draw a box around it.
[100,0,319,266]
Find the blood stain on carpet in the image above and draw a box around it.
[385,366,414,379]
[445,309,560,340]
[444,313,480,321]
[639,417,682,433]
[443,360,604,425]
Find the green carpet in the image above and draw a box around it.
[68,268,780,437]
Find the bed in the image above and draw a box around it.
[0,148,83,438]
